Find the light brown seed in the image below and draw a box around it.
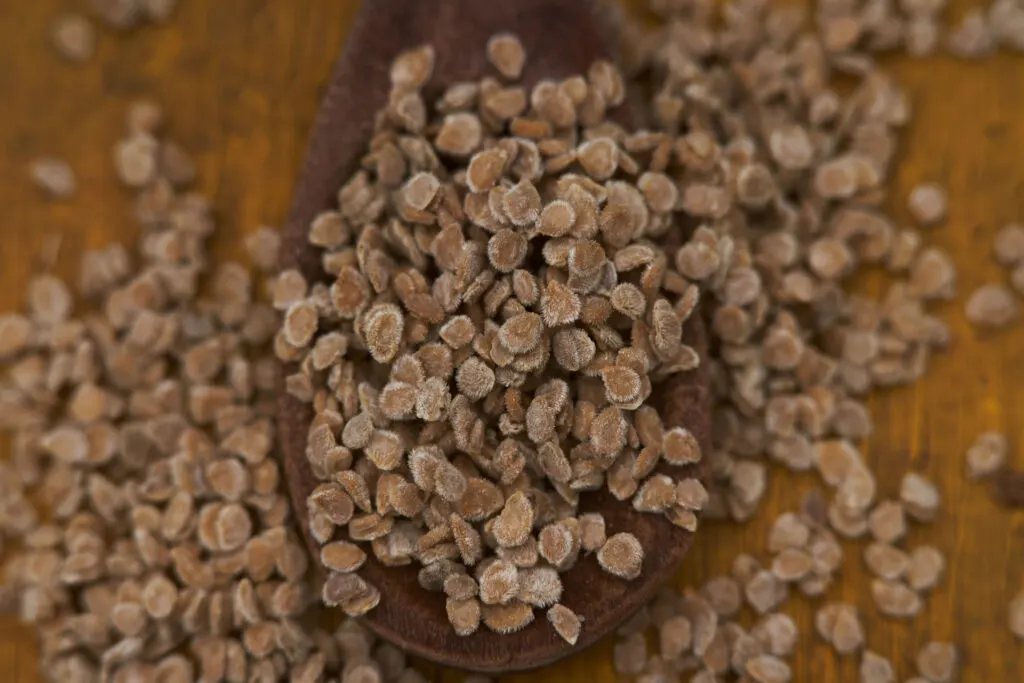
[541,280,581,327]
[215,503,253,552]
[465,148,507,193]
[321,541,366,573]
[487,230,528,273]
[518,566,562,608]
[907,183,947,226]
[447,598,482,636]
[745,570,787,614]
[450,514,483,566]
[502,179,542,226]
[482,601,535,634]
[771,548,814,582]
[455,357,495,402]
[115,133,159,187]
[435,113,483,157]
[444,574,479,601]
[597,532,643,580]
[283,301,318,348]
[538,200,576,237]
[830,604,865,655]
[538,521,578,570]
[868,500,907,544]
[965,283,1018,328]
[663,427,702,465]
[366,429,405,470]
[634,474,676,513]
[479,560,519,605]
[52,14,97,64]
[909,247,957,300]
[657,615,692,658]
[702,576,741,618]
[363,304,405,363]
[498,313,543,354]
[766,124,812,170]
[916,642,957,683]
[899,472,940,521]
[578,513,606,552]
[746,654,792,683]
[966,431,1007,478]
[547,604,582,645]
[871,579,922,618]
[141,574,178,619]
[602,366,642,406]
[863,543,909,581]
[390,45,434,88]
[754,613,798,658]
[907,545,945,591]
[492,492,533,548]
[29,157,77,199]
[28,274,72,325]
[993,223,1024,266]
[578,138,620,180]
[767,512,810,553]
[403,172,441,211]
[486,33,526,80]
[860,651,895,683]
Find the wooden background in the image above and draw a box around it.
[1,0,1024,681]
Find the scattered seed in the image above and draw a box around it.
[994,223,1024,266]
[547,604,582,644]
[899,473,940,522]
[965,283,1018,329]
[868,500,907,544]
[29,157,76,199]
[916,642,958,683]
[966,431,1007,479]
[907,183,947,227]
[51,14,96,63]
[872,579,923,618]
[860,650,895,683]
[906,545,945,592]
[745,654,792,683]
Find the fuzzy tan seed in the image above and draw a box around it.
[907,183,947,227]
[29,157,77,199]
[447,598,481,636]
[598,532,643,580]
[486,33,526,79]
[965,283,1018,328]
[435,113,483,156]
[663,427,701,465]
[907,545,945,591]
[547,604,582,645]
[871,579,922,618]
[916,642,957,683]
[966,431,1007,478]
[899,472,940,521]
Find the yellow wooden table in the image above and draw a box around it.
[2,0,1024,681]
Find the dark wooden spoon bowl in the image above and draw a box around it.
[277,0,712,673]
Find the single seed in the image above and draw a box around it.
[597,533,644,580]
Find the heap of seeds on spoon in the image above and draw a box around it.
[275,34,708,642]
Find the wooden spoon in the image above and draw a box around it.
[277,0,712,673]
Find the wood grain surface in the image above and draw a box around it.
[1,0,1023,681]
